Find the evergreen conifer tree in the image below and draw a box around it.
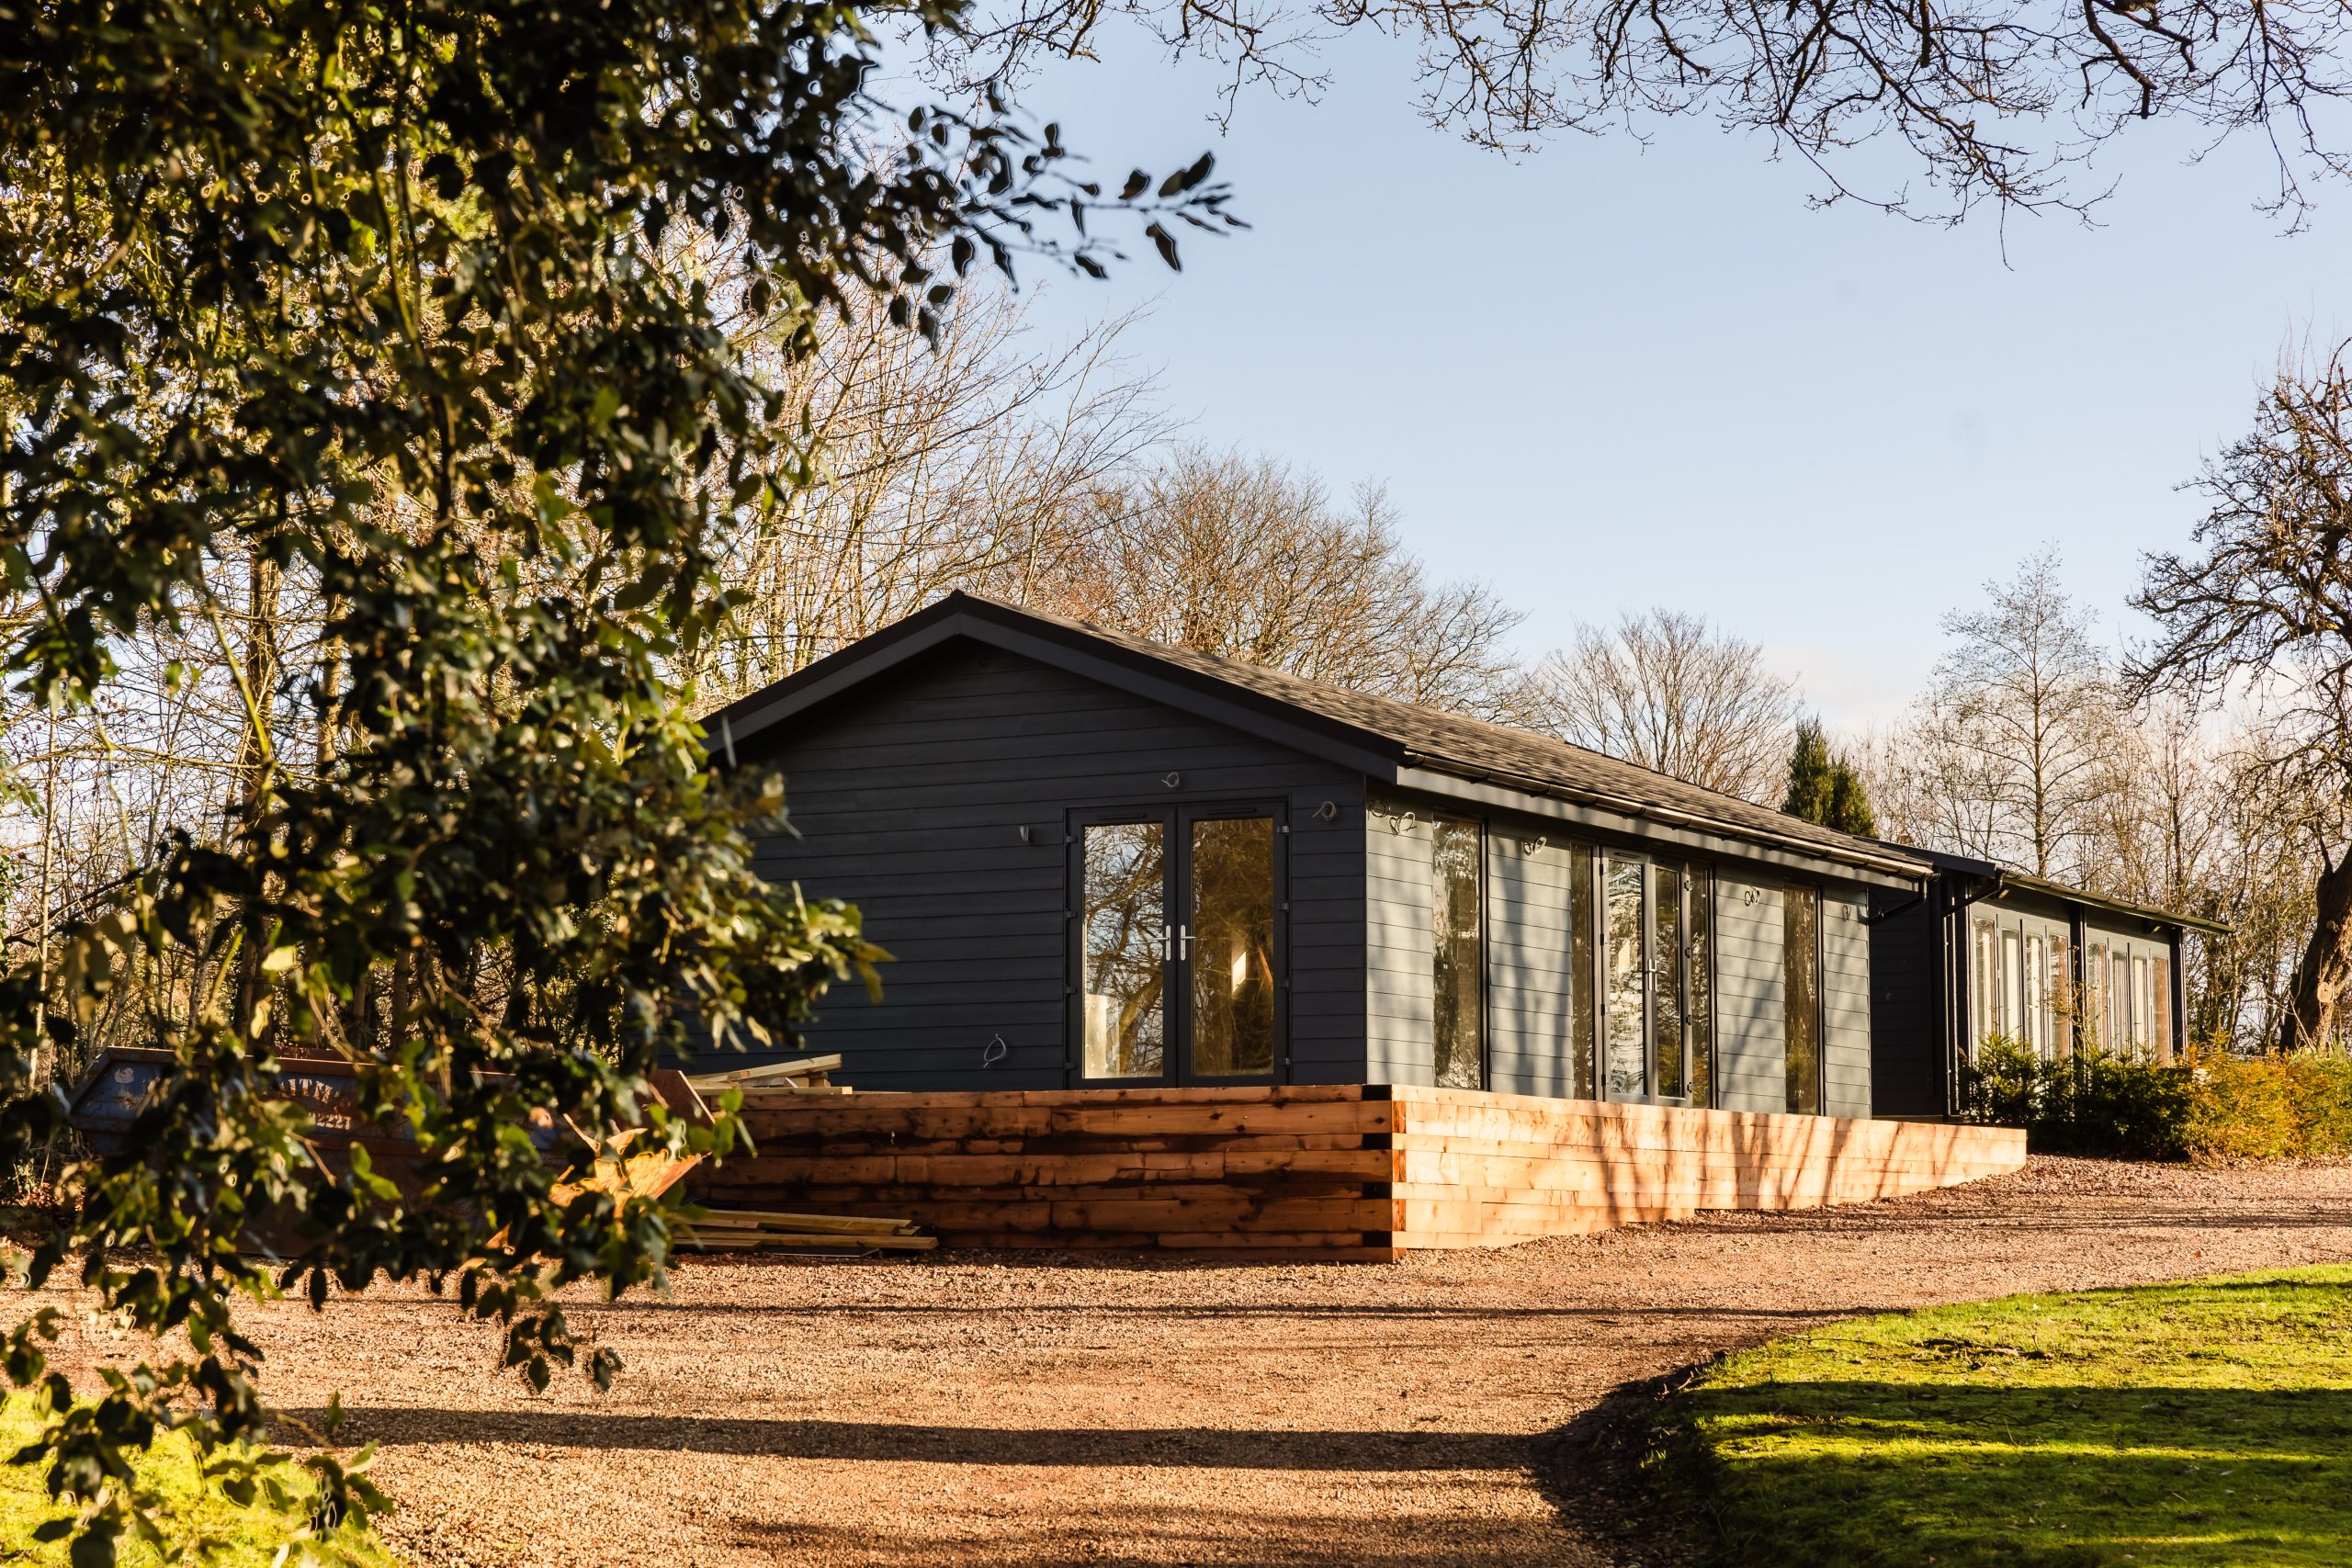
[1782,719,1879,837]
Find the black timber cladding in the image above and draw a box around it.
[732,642,1367,1090]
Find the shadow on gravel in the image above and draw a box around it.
[278,1407,1543,1472]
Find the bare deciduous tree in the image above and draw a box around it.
[2130,343,2352,1051]
[1044,445,1524,713]
[922,0,2352,220]
[691,281,1171,703]
[1902,549,2121,881]
[1502,608,1801,801]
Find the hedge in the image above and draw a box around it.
[1957,1039,2352,1163]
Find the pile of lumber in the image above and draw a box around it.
[684,1053,849,1097]
[683,1206,934,1252]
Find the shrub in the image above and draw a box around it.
[1958,1037,2190,1159]
[2183,1049,2352,1163]
[1959,1037,2352,1163]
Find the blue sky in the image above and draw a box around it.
[982,27,2352,725]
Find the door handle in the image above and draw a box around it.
[1179,924,1193,961]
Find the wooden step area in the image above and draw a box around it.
[684,1083,2027,1261]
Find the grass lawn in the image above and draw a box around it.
[1651,1263,2352,1567]
[0,1395,403,1566]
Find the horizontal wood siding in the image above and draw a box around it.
[1363,798,1435,1086]
[739,646,1367,1089]
[1822,883,1873,1121]
[1713,875,1786,1113]
[1487,829,1577,1097]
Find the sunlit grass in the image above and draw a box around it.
[0,1395,404,1566]
[1658,1264,2352,1567]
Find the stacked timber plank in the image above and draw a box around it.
[684,1207,936,1253]
[692,1085,1399,1261]
[685,1053,850,1097]
[686,1084,2028,1261]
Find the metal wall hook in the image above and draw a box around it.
[981,1034,1008,1068]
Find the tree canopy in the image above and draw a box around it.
[0,3,1223,1559]
[1782,719,1877,839]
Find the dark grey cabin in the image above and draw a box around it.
[1868,845,2224,1118]
[714,593,1930,1113]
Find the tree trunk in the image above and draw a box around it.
[2281,848,2352,1053]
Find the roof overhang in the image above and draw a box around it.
[711,594,1933,888]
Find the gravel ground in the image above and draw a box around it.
[35,1157,2352,1568]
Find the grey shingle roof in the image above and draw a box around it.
[941,594,1928,878]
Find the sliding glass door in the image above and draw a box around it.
[1075,806,1283,1084]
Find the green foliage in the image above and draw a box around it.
[1958,1036,2193,1157]
[1958,1038,2352,1162]
[0,1394,401,1567]
[1648,1265,2352,1567]
[2182,1051,2352,1163]
[0,0,1229,1560]
[1781,718,1876,838]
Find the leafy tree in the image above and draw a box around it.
[0,3,1225,1559]
[1782,718,1878,838]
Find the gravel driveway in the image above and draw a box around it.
[47,1157,2352,1567]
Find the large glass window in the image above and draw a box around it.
[1189,817,1276,1077]
[1603,855,1647,1100]
[1654,863,1687,1100]
[1081,822,1167,1078]
[2132,954,2153,1058]
[2112,953,2132,1056]
[1430,817,1483,1089]
[1971,918,1997,1050]
[2153,953,2174,1063]
[1688,870,1715,1110]
[1569,844,1597,1099]
[2086,941,2109,1052]
[1785,885,1821,1114]
[1999,928,2022,1039]
[2025,933,2047,1055]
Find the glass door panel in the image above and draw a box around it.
[1603,856,1647,1100]
[1080,821,1168,1078]
[1653,863,1686,1100]
[1187,815,1276,1077]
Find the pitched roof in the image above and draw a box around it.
[717,592,1931,880]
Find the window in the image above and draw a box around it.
[2098,944,2117,1053]
[1188,817,1276,1077]
[1999,928,2022,1040]
[1971,918,1998,1050]
[2025,933,2046,1055]
[2051,937,2072,1057]
[1569,844,1596,1099]
[1430,816,1483,1089]
[2132,954,2153,1059]
[1080,821,1167,1078]
[2112,953,2132,1058]
[2153,953,2174,1062]
[1784,884,1821,1114]
[1688,870,1715,1110]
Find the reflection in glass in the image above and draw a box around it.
[1784,885,1820,1114]
[1190,817,1276,1077]
[1431,818,1484,1089]
[1081,822,1165,1077]
[1569,845,1596,1099]
[1687,870,1713,1109]
[1654,863,1685,1100]
[1604,857,1645,1100]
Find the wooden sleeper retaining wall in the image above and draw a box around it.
[690,1084,2028,1262]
